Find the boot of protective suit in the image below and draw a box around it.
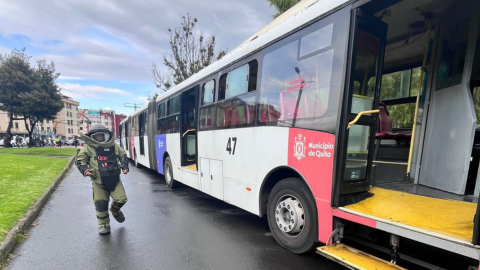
[110,209,125,223]
[98,225,110,235]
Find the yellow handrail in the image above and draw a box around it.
[347,110,379,129]
[406,26,432,180]
[182,129,196,137]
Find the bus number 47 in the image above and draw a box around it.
[226,137,237,155]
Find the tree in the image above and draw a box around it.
[146,90,159,101]
[0,48,34,147]
[151,13,227,92]
[367,67,422,128]
[267,0,301,18]
[20,60,63,147]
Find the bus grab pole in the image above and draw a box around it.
[405,26,432,182]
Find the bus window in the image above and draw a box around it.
[216,60,258,129]
[218,73,228,101]
[131,117,137,137]
[166,96,180,133]
[248,60,258,92]
[473,87,480,128]
[378,67,421,128]
[259,14,349,132]
[436,18,470,90]
[202,80,215,105]
[379,70,412,100]
[224,60,258,100]
[226,64,249,99]
[216,92,256,128]
[199,104,215,130]
[157,102,166,134]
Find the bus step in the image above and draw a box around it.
[317,244,407,270]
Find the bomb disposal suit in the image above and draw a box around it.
[75,124,129,235]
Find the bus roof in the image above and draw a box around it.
[130,105,149,116]
[120,116,130,125]
[155,0,350,103]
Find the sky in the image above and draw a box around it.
[0,0,275,115]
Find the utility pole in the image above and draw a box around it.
[124,103,141,111]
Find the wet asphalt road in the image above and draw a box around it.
[7,162,345,270]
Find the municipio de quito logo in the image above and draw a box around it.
[293,134,306,161]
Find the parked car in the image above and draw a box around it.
[67,139,74,146]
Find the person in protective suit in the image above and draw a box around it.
[76,124,129,235]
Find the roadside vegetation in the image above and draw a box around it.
[0,147,77,157]
[0,148,74,242]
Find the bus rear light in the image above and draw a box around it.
[246,187,251,191]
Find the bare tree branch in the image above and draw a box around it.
[151,13,227,91]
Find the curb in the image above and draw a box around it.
[0,156,76,263]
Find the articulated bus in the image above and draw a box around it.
[120,0,480,268]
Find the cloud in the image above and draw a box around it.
[136,96,150,103]
[58,76,84,80]
[59,83,132,100]
[0,0,274,82]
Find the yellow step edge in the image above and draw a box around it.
[317,244,407,270]
[183,164,197,171]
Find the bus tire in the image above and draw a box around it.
[267,177,317,254]
[164,156,177,188]
[134,152,140,168]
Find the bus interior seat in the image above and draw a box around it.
[374,103,411,160]
[376,103,411,138]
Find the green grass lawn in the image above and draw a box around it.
[0,152,72,242]
[0,147,77,157]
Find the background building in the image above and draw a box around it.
[0,95,80,141]
[53,96,80,140]
[78,109,126,138]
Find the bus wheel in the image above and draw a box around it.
[134,152,140,168]
[267,177,317,254]
[164,156,177,188]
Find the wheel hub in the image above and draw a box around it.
[165,164,171,184]
[275,196,305,236]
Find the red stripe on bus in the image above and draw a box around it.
[288,128,336,243]
[332,209,377,228]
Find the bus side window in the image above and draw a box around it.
[217,60,258,129]
[199,80,216,131]
[166,96,180,133]
[255,7,350,132]
[218,74,228,101]
[157,102,166,134]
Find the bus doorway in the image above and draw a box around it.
[139,111,147,156]
[180,87,198,170]
[334,0,480,256]
[336,8,387,196]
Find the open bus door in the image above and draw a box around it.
[418,0,479,195]
[337,9,387,197]
[180,86,198,170]
[139,111,146,156]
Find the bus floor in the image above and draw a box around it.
[373,162,478,204]
[343,186,476,242]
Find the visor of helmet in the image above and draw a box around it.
[91,132,110,143]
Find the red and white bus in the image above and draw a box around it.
[120,0,480,268]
